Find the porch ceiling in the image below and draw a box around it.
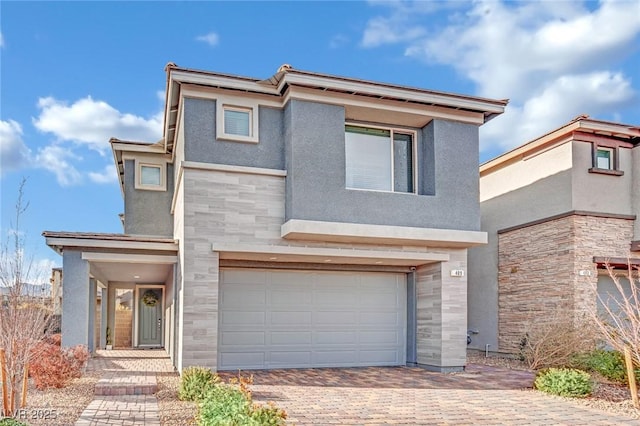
[90,261,173,284]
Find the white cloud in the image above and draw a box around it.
[329,34,349,49]
[35,145,82,186]
[196,32,219,47]
[363,0,640,152]
[33,96,163,154]
[88,163,118,184]
[0,119,32,175]
[481,71,636,151]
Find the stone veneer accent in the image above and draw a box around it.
[416,250,468,371]
[176,166,472,371]
[498,214,635,353]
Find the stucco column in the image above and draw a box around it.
[61,250,91,348]
[415,250,468,372]
[178,243,219,371]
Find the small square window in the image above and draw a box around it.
[596,148,612,170]
[140,165,161,186]
[224,107,251,137]
[216,98,259,143]
[135,162,166,191]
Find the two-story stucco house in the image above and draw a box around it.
[44,64,506,372]
[468,116,640,354]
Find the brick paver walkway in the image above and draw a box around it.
[75,350,173,426]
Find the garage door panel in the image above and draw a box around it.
[222,331,265,345]
[220,352,264,369]
[314,291,359,306]
[314,311,358,324]
[271,289,312,305]
[221,311,265,325]
[314,350,359,364]
[359,349,400,363]
[222,288,266,306]
[271,311,312,325]
[315,331,357,344]
[223,270,268,285]
[270,331,312,345]
[270,351,312,366]
[360,311,402,326]
[360,330,402,344]
[219,269,406,370]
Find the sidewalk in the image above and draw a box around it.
[74,350,174,426]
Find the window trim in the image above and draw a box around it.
[216,97,259,144]
[589,143,623,176]
[344,122,418,194]
[135,162,166,191]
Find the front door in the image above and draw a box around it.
[138,287,163,347]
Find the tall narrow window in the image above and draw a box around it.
[345,125,415,193]
[596,148,612,170]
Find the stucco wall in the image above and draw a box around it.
[571,141,634,215]
[124,159,174,236]
[633,146,640,241]
[183,98,285,170]
[283,99,482,231]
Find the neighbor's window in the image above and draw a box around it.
[136,162,166,191]
[596,147,613,170]
[345,125,415,193]
[589,144,623,176]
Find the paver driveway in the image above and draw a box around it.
[219,364,640,425]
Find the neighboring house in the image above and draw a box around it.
[44,63,506,372]
[468,116,640,354]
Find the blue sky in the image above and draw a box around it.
[1,0,639,276]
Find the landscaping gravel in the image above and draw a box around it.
[467,350,640,420]
[156,373,198,425]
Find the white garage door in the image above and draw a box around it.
[218,269,406,370]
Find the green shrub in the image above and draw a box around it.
[178,366,220,402]
[534,368,593,397]
[197,381,287,426]
[572,349,640,384]
[0,419,28,426]
[198,384,252,425]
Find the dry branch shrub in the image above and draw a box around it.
[29,342,89,389]
[520,310,598,370]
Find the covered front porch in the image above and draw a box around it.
[43,232,178,363]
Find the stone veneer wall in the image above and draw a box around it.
[498,214,635,353]
[415,249,468,371]
[114,308,132,348]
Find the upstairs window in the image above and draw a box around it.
[589,144,623,176]
[136,162,166,191]
[223,107,251,137]
[596,147,612,170]
[216,98,259,143]
[345,125,415,193]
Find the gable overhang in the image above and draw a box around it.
[481,117,640,176]
[110,139,169,196]
[43,231,178,256]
